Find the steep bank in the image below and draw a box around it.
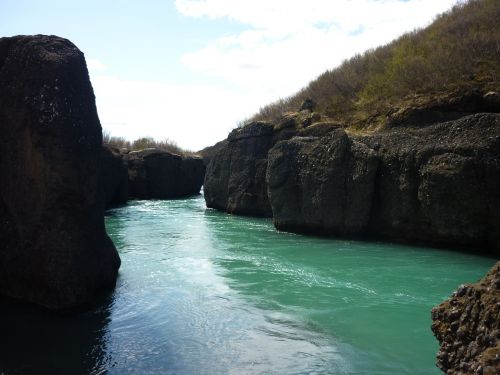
[268,113,500,252]
[204,111,325,216]
[432,261,500,374]
[0,35,120,309]
[100,146,205,206]
[100,146,129,208]
[203,0,500,253]
[205,111,500,253]
[127,148,205,200]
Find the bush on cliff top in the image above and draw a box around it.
[103,131,197,156]
[245,0,499,129]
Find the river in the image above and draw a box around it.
[0,195,495,374]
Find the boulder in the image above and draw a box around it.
[128,148,204,199]
[0,35,120,309]
[432,262,500,374]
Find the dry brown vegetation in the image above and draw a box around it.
[244,0,499,130]
[103,131,196,156]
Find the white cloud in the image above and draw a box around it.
[86,58,107,72]
[90,73,268,151]
[176,0,457,98]
[91,1,459,151]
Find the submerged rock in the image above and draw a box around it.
[0,35,120,309]
[432,262,500,374]
[128,148,204,199]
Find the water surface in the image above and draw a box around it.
[0,195,495,374]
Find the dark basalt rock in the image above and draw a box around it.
[100,146,129,208]
[0,35,120,309]
[204,121,295,216]
[206,111,499,252]
[363,113,500,251]
[203,111,339,217]
[128,148,204,199]
[432,262,500,374]
[268,113,500,252]
[267,129,379,236]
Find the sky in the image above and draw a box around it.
[1,0,458,150]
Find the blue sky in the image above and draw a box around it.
[1,0,457,150]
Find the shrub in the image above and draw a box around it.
[244,0,499,128]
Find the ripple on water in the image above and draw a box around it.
[2,195,493,375]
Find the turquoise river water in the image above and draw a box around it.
[0,194,496,374]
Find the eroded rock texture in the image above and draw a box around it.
[432,262,500,374]
[0,35,120,309]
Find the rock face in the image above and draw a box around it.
[204,122,277,216]
[432,262,500,374]
[100,146,129,208]
[128,148,204,199]
[0,35,121,309]
[267,129,379,236]
[206,112,500,252]
[269,113,500,251]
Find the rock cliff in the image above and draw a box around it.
[204,122,276,216]
[205,112,500,253]
[203,113,319,216]
[268,113,500,252]
[432,262,500,374]
[128,148,205,199]
[0,35,121,309]
[100,146,129,208]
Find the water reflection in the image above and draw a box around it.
[1,197,493,375]
[0,294,114,374]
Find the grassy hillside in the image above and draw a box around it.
[245,0,499,131]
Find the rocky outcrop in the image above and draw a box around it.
[268,113,500,252]
[204,122,278,216]
[198,139,228,167]
[432,262,500,374]
[128,148,204,199]
[267,129,379,236]
[205,111,500,252]
[100,146,129,208]
[0,35,121,309]
[203,114,330,216]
